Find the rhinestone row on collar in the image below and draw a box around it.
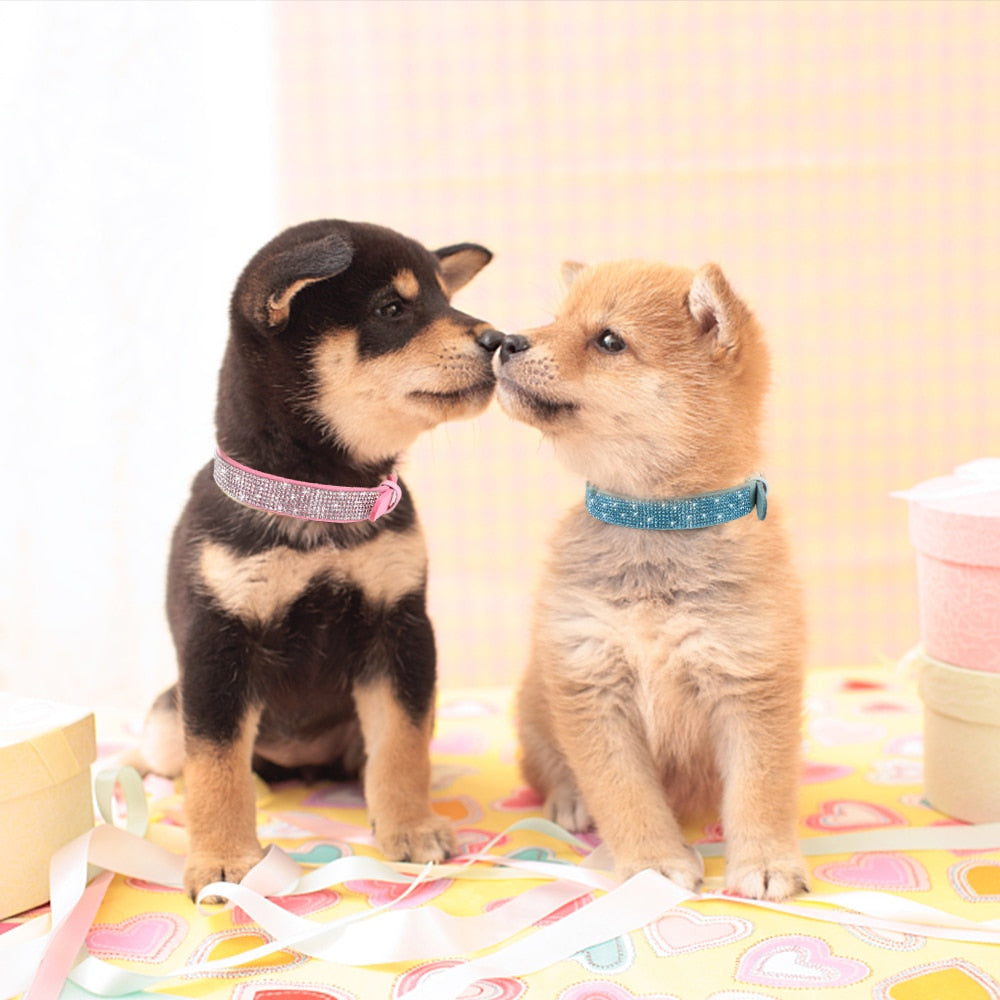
[213,449,402,523]
[585,476,768,531]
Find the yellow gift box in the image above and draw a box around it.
[0,694,96,919]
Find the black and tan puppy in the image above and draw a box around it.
[139,220,501,898]
[495,260,808,901]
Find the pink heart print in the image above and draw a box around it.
[645,908,754,956]
[804,799,906,832]
[232,983,353,1000]
[737,935,870,988]
[801,761,854,784]
[232,888,341,924]
[493,786,544,811]
[345,877,451,909]
[814,852,931,891]
[394,959,525,999]
[560,984,677,1000]
[86,913,187,963]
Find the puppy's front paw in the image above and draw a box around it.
[375,813,457,864]
[184,844,266,901]
[725,854,809,901]
[617,844,704,893]
[545,785,593,833]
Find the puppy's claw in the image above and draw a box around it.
[545,786,593,833]
[725,856,810,901]
[184,846,266,902]
[376,814,457,865]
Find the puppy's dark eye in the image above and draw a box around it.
[376,300,404,319]
[596,329,626,354]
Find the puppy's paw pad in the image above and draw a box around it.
[184,846,266,901]
[545,786,592,833]
[377,815,457,864]
[726,858,809,901]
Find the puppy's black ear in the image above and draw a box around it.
[234,233,354,335]
[561,261,587,287]
[687,263,750,358]
[434,243,493,295]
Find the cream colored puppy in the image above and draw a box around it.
[495,260,808,901]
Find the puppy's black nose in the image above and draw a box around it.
[498,333,530,363]
[475,328,505,352]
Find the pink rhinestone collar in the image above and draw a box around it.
[212,448,402,523]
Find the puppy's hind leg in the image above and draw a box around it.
[541,768,592,834]
[123,685,185,778]
[516,674,592,832]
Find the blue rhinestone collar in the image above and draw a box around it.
[584,476,768,531]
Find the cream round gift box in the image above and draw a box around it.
[896,458,1000,673]
[0,694,96,919]
[917,650,1000,823]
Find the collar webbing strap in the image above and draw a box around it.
[585,476,768,530]
[213,449,402,523]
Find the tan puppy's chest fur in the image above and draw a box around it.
[497,259,808,901]
[526,505,803,819]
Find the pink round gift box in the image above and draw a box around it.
[902,460,1000,673]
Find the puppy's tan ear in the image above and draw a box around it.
[561,261,587,287]
[234,233,354,335]
[435,244,493,295]
[687,263,750,357]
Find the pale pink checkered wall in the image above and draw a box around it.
[271,0,1000,686]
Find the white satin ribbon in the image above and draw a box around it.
[3,767,1000,1000]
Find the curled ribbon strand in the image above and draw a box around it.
[4,766,1000,1000]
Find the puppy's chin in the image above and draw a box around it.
[409,377,496,420]
[551,435,659,495]
[496,376,577,428]
[524,414,686,498]
[324,381,496,463]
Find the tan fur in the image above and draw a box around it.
[310,319,496,463]
[198,524,427,626]
[437,249,494,295]
[353,678,455,861]
[182,706,264,898]
[497,260,808,901]
[393,268,420,300]
[137,697,185,777]
[267,276,329,329]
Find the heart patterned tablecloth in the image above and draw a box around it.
[3,666,1000,999]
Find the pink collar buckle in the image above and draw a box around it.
[213,448,403,523]
[368,475,402,521]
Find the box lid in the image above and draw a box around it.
[918,651,1000,725]
[0,694,96,801]
[895,458,1000,567]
